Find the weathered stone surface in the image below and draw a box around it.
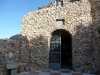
[0,0,100,74]
[21,0,94,71]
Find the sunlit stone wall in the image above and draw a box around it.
[21,0,96,70]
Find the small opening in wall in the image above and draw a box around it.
[61,0,63,7]
[56,0,64,7]
[56,19,65,25]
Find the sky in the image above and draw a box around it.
[0,0,49,39]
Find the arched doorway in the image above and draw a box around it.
[49,29,72,69]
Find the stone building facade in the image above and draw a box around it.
[0,0,100,74]
[21,0,100,72]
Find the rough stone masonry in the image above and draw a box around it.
[21,0,100,72]
[0,0,100,74]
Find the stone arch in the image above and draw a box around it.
[49,29,72,69]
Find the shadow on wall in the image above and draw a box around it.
[29,35,49,69]
[73,23,100,73]
[16,35,49,72]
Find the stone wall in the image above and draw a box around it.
[21,0,98,71]
[90,0,100,72]
[0,0,100,73]
[0,36,49,72]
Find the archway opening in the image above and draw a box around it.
[49,29,72,69]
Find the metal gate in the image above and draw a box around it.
[49,33,61,70]
[49,29,72,70]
